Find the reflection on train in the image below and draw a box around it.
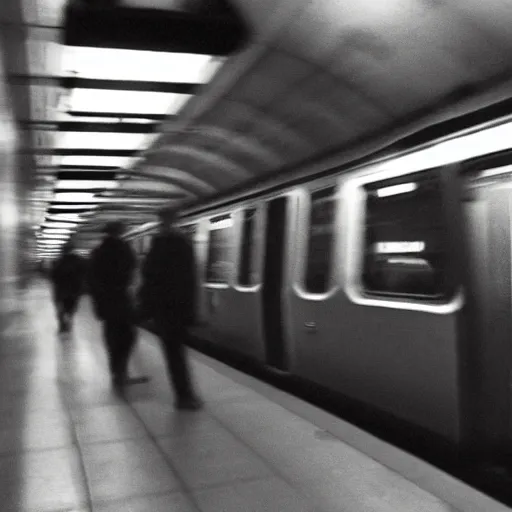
[128,115,512,460]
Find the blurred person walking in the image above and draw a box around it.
[50,240,86,333]
[89,221,146,387]
[138,209,202,410]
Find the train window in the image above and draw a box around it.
[362,171,450,299]
[238,208,258,286]
[304,186,337,293]
[206,214,233,284]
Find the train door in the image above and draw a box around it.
[286,185,339,382]
[262,196,289,370]
[462,167,512,457]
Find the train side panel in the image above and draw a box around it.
[286,171,462,443]
[194,209,266,361]
[288,295,460,442]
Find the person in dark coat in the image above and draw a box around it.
[89,221,140,387]
[138,209,202,410]
[50,240,86,333]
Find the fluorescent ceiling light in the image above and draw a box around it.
[46,214,84,222]
[56,132,149,151]
[66,89,192,116]
[42,222,79,229]
[107,197,174,204]
[51,204,100,210]
[59,155,133,168]
[54,192,99,202]
[376,182,417,198]
[39,234,70,239]
[41,228,73,234]
[63,46,222,84]
[55,180,118,190]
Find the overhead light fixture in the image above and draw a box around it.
[50,204,100,210]
[55,180,118,190]
[54,192,100,202]
[46,213,84,222]
[376,182,417,198]
[58,155,133,168]
[63,46,222,84]
[42,222,79,229]
[56,132,150,151]
[66,89,192,116]
[106,197,174,204]
[39,234,71,239]
[40,228,73,235]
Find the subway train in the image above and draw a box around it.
[127,111,512,462]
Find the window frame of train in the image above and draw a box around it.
[236,206,261,288]
[358,169,457,302]
[302,185,338,295]
[205,213,233,286]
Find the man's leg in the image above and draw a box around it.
[115,320,135,381]
[158,318,200,408]
[103,318,121,380]
[55,298,66,332]
[61,296,75,331]
[65,295,80,330]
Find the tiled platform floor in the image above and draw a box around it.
[0,281,509,512]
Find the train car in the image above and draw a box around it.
[129,113,512,461]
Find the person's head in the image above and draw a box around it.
[158,208,178,233]
[103,221,124,238]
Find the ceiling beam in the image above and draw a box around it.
[11,74,200,94]
[63,1,248,55]
[57,171,117,180]
[58,166,120,171]
[48,207,98,214]
[20,120,157,133]
[32,149,137,156]
[69,111,169,121]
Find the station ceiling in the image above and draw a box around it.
[3,0,512,258]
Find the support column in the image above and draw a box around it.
[0,32,23,332]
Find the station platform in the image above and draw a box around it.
[0,281,510,512]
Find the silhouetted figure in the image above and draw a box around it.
[139,209,202,410]
[51,240,86,333]
[89,221,139,387]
